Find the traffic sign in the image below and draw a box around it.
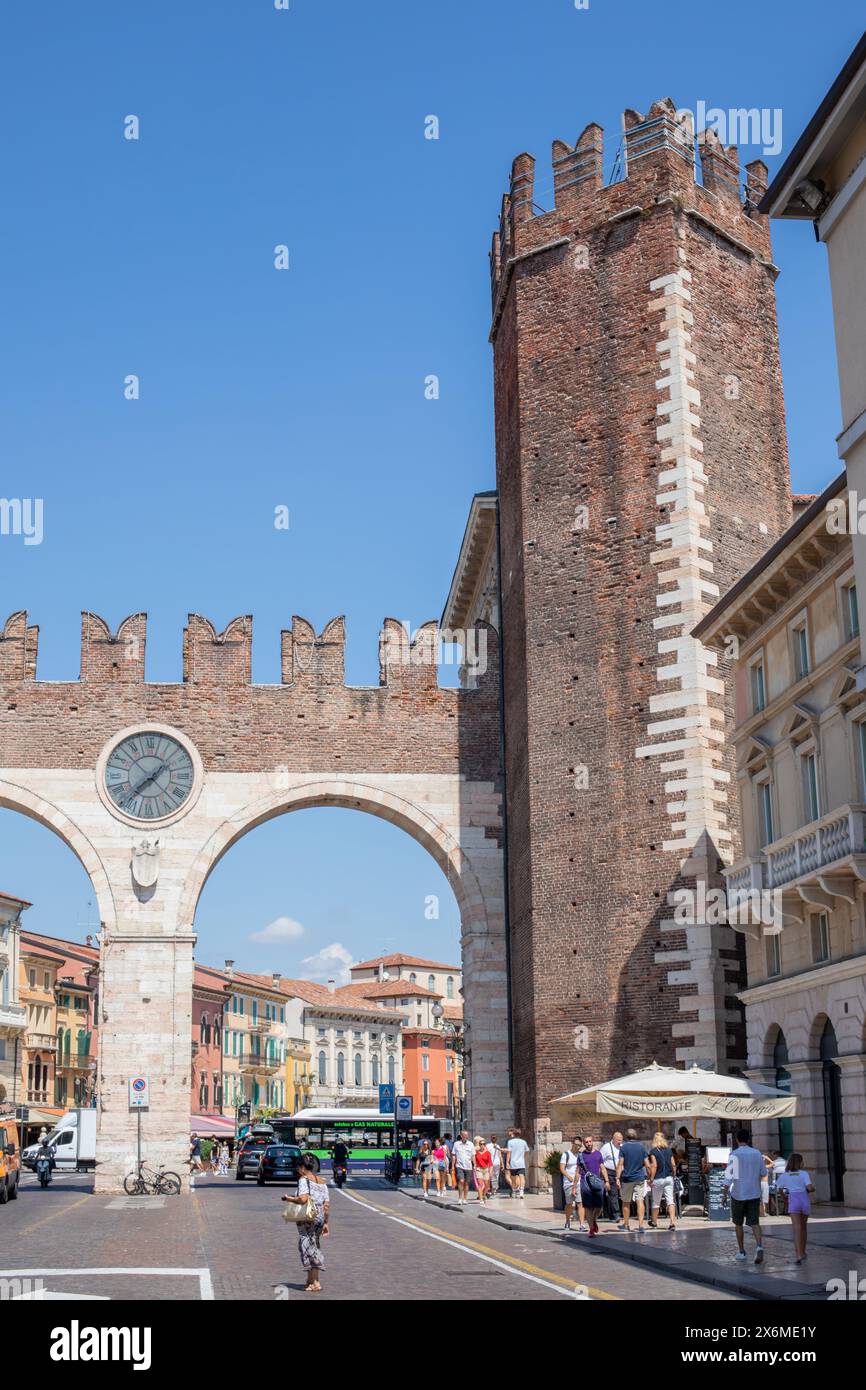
[128,1075,150,1110]
[379,1083,395,1113]
[395,1095,412,1122]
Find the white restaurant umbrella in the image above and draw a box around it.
[550,1061,798,1127]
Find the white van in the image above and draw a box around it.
[22,1108,97,1171]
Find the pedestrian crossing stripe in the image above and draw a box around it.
[340,1191,621,1300]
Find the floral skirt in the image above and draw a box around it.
[298,1216,325,1271]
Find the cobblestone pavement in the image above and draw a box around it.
[2,1173,743,1302]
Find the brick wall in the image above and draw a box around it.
[491,99,792,1128]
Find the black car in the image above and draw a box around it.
[256,1143,313,1185]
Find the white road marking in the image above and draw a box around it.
[0,1267,214,1300]
[338,1191,582,1299]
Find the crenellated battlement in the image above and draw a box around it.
[0,610,498,692]
[490,95,775,313]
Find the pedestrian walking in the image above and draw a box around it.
[723,1129,766,1265]
[218,1140,230,1175]
[190,1135,203,1172]
[452,1130,476,1206]
[505,1127,530,1199]
[442,1133,456,1189]
[600,1132,623,1222]
[282,1157,330,1293]
[209,1136,220,1175]
[560,1137,581,1231]
[775,1154,814,1264]
[616,1128,649,1234]
[577,1135,609,1237]
[646,1132,677,1230]
[487,1135,503,1196]
[432,1139,449,1196]
[473,1136,492,1202]
[418,1140,434,1198]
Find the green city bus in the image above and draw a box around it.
[270,1108,442,1173]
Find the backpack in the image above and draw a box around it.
[579,1152,605,1197]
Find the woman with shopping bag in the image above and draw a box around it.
[282,1157,330,1293]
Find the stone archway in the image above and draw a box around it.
[0,609,510,1188]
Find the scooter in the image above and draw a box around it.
[332,1162,348,1189]
[36,1151,54,1188]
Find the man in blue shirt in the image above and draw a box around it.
[615,1128,649,1233]
[723,1129,765,1264]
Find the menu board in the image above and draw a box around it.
[685,1137,705,1207]
[707,1158,730,1221]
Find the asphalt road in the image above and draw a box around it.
[2,1171,743,1301]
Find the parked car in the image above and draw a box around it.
[0,1116,20,1205]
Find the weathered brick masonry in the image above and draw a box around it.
[491,99,793,1134]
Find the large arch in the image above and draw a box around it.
[0,778,115,927]
[0,610,510,1189]
[179,779,488,930]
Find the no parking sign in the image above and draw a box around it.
[128,1075,150,1110]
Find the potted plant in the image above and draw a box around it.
[543,1148,565,1211]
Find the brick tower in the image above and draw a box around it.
[490,99,792,1136]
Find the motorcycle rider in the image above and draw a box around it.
[36,1136,55,1187]
[331,1137,350,1184]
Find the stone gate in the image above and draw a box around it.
[0,609,510,1190]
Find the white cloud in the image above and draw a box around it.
[250,916,305,944]
[299,942,354,986]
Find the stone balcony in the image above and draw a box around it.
[724,803,866,930]
[0,1003,26,1031]
[238,1052,279,1075]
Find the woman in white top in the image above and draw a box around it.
[283,1157,330,1292]
[775,1153,815,1264]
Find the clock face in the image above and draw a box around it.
[104,731,195,821]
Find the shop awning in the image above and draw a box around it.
[190,1113,236,1136]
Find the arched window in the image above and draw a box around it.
[337,1052,345,1086]
[213,1016,221,1048]
[200,1012,210,1046]
[354,1053,362,1086]
[76,1029,87,1059]
[372,1054,380,1086]
[428,974,435,991]
[446,976,454,999]
[388,1054,396,1085]
[318,1050,327,1084]
[409,973,417,985]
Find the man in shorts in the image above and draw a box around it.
[615,1128,649,1233]
[505,1127,530,1198]
[723,1128,765,1264]
[451,1130,475,1207]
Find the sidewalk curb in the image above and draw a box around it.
[475,1208,828,1301]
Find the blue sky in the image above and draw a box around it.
[1,0,860,977]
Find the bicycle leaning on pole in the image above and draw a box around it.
[123,1161,182,1196]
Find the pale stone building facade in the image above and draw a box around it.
[0,892,29,1108]
[697,476,866,1206]
[276,978,402,1107]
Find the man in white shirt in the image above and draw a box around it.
[560,1138,581,1230]
[451,1131,476,1207]
[600,1132,623,1222]
[723,1129,765,1264]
